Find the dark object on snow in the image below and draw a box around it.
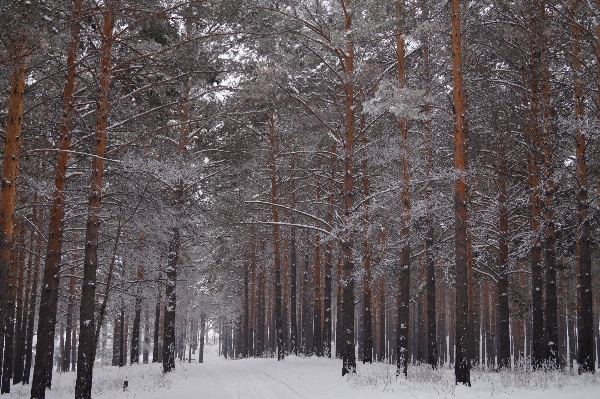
[123,381,128,391]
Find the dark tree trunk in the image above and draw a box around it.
[422,0,437,372]
[130,298,142,364]
[19,208,36,381]
[162,226,179,373]
[323,147,335,358]
[496,129,511,369]
[199,315,205,363]
[525,0,546,371]
[74,3,114,397]
[112,316,120,366]
[2,225,20,393]
[289,158,298,356]
[152,292,161,363]
[62,266,76,372]
[267,112,284,361]
[301,254,309,355]
[336,254,343,359]
[572,2,594,373]
[13,224,26,384]
[244,259,250,357]
[395,0,411,378]
[143,305,150,364]
[24,200,44,384]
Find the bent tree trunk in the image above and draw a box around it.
[74,3,114,398]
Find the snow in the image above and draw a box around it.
[9,344,600,399]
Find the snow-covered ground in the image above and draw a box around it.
[10,344,600,398]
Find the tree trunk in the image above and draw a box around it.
[74,3,114,397]
[131,237,144,365]
[450,0,471,386]
[1,222,21,393]
[360,129,373,365]
[301,253,309,354]
[24,198,44,384]
[572,0,594,374]
[199,315,205,363]
[0,36,27,395]
[395,0,411,378]
[143,305,150,364]
[290,157,298,356]
[153,291,161,363]
[19,203,37,380]
[31,1,82,395]
[13,223,26,384]
[323,146,335,358]
[163,224,179,372]
[496,127,511,369]
[268,111,285,361]
[244,256,250,357]
[131,300,142,364]
[421,3,437,371]
[340,0,356,377]
[62,266,76,372]
[524,1,546,371]
[119,310,125,367]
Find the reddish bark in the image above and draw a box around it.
[396,0,411,378]
[0,37,26,394]
[450,0,471,386]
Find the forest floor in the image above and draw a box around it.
[9,344,600,398]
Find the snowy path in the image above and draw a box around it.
[8,347,600,399]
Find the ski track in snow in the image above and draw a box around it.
[7,345,600,399]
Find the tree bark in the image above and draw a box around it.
[422,7,436,368]
[2,221,21,393]
[75,2,114,397]
[396,0,411,378]
[450,0,471,386]
[360,127,373,364]
[24,198,44,384]
[268,111,285,361]
[31,1,82,395]
[13,222,26,384]
[0,34,27,394]
[289,157,298,356]
[323,146,336,358]
[572,0,594,374]
[340,0,356,377]
[495,126,511,369]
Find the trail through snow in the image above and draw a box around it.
[8,344,600,398]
